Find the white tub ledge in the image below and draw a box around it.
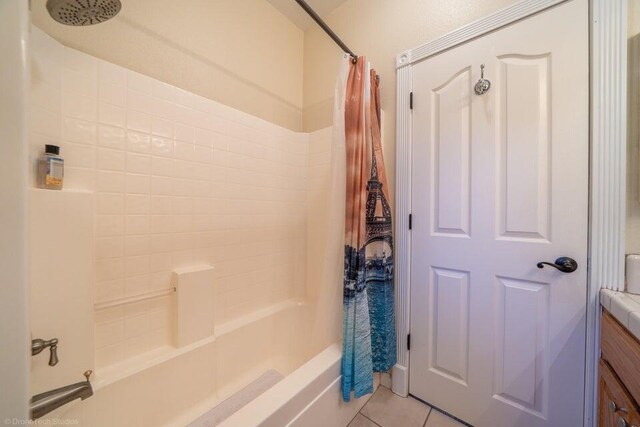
[219,343,378,427]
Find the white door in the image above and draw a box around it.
[409,1,588,426]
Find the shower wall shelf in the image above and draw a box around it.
[93,287,176,311]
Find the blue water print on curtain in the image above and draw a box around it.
[342,241,395,401]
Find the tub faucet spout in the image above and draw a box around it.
[30,370,93,420]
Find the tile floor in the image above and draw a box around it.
[349,386,467,427]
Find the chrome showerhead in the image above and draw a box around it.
[46,0,122,26]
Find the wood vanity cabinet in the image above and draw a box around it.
[599,310,640,427]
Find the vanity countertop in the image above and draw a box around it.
[601,289,640,341]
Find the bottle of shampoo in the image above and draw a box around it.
[37,144,64,190]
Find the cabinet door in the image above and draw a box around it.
[601,310,640,404]
[599,367,618,427]
[599,359,640,427]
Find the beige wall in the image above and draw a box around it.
[31,0,304,131]
[302,0,520,195]
[628,0,640,254]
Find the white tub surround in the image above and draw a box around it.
[29,25,344,427]
[39,301,314,425]
[29,189,95,395]
[90,298,306,391]
[600,289,640,340]
[30,25,309,371]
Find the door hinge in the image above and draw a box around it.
[407,333,411,351]
[409,214,412,230]
[409,92,413,110]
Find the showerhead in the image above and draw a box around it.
[46,0,122,26]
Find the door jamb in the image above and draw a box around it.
[393,2,628,427]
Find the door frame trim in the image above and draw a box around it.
[393,2,628,427]
[395,0,569,69]
[587,4,628,427]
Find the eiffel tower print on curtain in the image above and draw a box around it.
[363,129,395,374]
[365,146,393,249]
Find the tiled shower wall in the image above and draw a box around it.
[30,27,308,368]
[304,128,342,354]
[306,127,332,299]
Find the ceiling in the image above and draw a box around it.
[265,0,348,30]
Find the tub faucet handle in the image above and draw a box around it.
[83,370,92,382]
[31,338,59,366]
[49,343,59,366]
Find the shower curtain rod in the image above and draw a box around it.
[294,0,358,62]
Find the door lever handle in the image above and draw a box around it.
[536,257,578,273]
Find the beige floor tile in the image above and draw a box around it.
[348,413,381,427]
[360,387,430,427]
[424,409,466,427]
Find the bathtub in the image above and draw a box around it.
[41,298,373,426]
[217,343,376,427]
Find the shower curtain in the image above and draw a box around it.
[339,56,396,402]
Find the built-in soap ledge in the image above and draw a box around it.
[92,298,305,390]
[174,266,216,347]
